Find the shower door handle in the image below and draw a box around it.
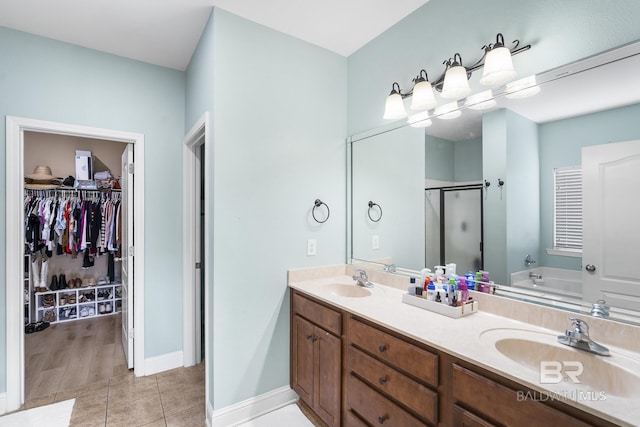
[585,264,596,273]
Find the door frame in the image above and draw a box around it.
[5,115,146,412]
[182,113,210,384]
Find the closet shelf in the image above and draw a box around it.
[35,283,123,323]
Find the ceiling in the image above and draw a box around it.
[0,0,430,70]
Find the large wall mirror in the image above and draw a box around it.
[349,40,640,325]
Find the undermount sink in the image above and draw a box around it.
[480,328,640,398]
[324,283,371,298]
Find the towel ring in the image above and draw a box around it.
[368,201,382,222]
[312,199,330,223]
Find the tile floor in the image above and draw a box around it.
[21,314,206,426]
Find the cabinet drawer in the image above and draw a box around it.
[347,317,438,386]
[452,404,496,427]
[347,374,427,427]
[292,291,341,336]
[452,364,591,427]
[344,409,369,427]
[347,346,438,425]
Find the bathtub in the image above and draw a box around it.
[510,267,582,300]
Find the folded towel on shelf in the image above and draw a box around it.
[94,171,112,180]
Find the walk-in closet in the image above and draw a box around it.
[22,132,130,403]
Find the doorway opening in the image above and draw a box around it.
[182,113,209,402]
[5,116,146,413]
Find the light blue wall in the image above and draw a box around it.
[482,109,539,286]
[348,0,640,135]
[185,9,347,409]
[505,111,540,280]
[352,126,425,270]
[482,110,508,285]
[454,137,482,182]
[425,135,454,182]
[0,26,186,392]
[539,102,640,270]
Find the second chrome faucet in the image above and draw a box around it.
[352,269,374,288]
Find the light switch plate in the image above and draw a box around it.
[307,239,317,256]
[372,235,380,250]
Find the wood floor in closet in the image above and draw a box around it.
[24,314,128,402]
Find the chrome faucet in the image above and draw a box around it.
[383,263,396,273]
[528,271,542,280]
[557,318,610,356]
[352,269,374,288]
[590,300,610,318]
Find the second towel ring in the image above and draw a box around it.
[312,199,330,223]
[368,201,382,222]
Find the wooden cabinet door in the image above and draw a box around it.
[292,315,315,405]
[316,327,341,427]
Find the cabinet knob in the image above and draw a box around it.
[306,335,313,341]
[378,345,387,353]
[378,376,388,385]
[378,415,388,424]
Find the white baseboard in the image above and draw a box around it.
[211,386,298,426]
[144,350,184,376]
[206,400,214,427]
[0,392,6,415]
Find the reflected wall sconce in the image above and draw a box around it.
[383,33,531,120]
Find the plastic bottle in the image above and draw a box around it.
[445,263,457,278]
[435,266,446,284]
[422,277,431,298]
[420,268,432,289]
[408,277,416,296]
[426,282,436,301]
[458,277,469,303]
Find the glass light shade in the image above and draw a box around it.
[480,46,517,86]
[441,65,471,99]
[464,90,496,110]
[434,102,461,120]
[383,92,407,119]
[505,75,541,99]
[407,111,432,128]
[410,80,437,110]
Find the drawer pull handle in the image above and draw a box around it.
[306,335,318,342]
[306,335,313,341]
[378,415,388,424]
[378,376,388,385]
[378,345,387,353]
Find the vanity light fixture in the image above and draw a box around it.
[464,90,496,110]
[383,82,408,119]
[441,53,472,99]
[382,33,530,119]
[433,102,461,120]
[407,111,433,128]
[480,33,517,86]
[410,70,438,110]
[505,75,541,99]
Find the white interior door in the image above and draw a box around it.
[582,139,640,311]
[121,144,135,369]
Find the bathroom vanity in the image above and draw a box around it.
[289,265,640,427]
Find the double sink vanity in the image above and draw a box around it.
[289,264,640,427]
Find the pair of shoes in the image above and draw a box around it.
[25,323,36,334]
[50,275,59,291]
[58,274,67,289]
[34,321,50,332]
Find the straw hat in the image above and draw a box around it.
[25,165,58,181]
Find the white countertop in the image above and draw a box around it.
[289,274,640,427]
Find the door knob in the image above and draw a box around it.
[585,264,596,272]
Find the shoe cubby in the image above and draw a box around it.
[34,282,122,324]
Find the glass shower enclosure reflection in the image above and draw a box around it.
[425,185,483,274]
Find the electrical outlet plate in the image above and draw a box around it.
[307,239,317,256]
[372,235,380,250]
